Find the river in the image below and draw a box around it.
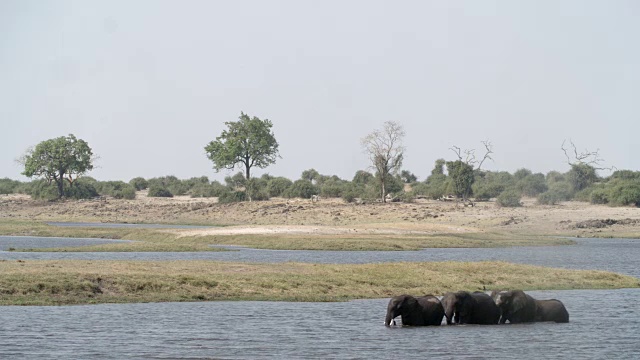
[1,235,639,359]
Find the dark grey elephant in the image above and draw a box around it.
[384,294,445,326]
[535,299,569,323]
[491,290,537,324]
[441,291,500,325]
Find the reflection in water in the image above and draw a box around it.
[0,289,638,359]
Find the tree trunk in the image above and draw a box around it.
[56,175,64,198]
[245,163,252,202]
[381,180,386,203]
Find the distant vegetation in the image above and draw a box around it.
[10,124,639,208]
[3,164,640,208]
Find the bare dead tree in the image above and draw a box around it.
[449,140,494,170]
[561,139,614,171]
[362,121,405,203]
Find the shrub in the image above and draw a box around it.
[218,190,246,203]
[537,181,573,205]
[28,180,61,201]
[590,188,609,205]
[147,185,173,198]
[284,180,317,199]
[606,180,640,207]
[496,189,522,207]
[66,180,99,199]
[266,177,293,197]
[319,178,349,198]
[515,173,548,197]
[0,178,20,194]
[129,177,148,191]
[190,181,228,198]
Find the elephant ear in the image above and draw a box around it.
[511,291,527,312]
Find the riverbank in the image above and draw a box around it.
[2,192,639,251]
[0,260,637,305]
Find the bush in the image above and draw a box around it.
[590,188,609,205]
[95,181,136,199]
[284,180,317,199]
[496,189,522,207]
[27,180,62,200]
[0,178,20,194]
[515,173,547,197]
[218,190,246,203]
[147,185,173,198]
[66,181,99,199]
[266,177,292,197]
[190,181,228,198]
[129,177,148,191]
[319,178,349,198]
[605,180,640,207]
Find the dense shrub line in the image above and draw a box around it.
[3,165,639,207]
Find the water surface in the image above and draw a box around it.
[1,289,637,359]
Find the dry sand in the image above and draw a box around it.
[1,192,639,238]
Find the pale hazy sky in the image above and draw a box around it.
[1,0,638,183]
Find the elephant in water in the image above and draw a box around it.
[385,294,445,326]
[491,290,537,324]
[535,299,570,323]
[492,290,570,324]
[441,291,501,325]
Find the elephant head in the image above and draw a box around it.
[441,292,460,325]
[442,291,500,325]
[385,294,444,326]
[491,290,537,324]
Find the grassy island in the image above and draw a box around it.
[1,260,637,305]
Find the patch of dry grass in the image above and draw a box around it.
[0,260,637,305]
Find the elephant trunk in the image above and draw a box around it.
[385,311,397,326]
[444,308,454,325]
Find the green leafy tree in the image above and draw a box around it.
[301,169,320,184]
[20,134,94,198]
[431,159,446,175]
[446,160,475,201]
[205,112,280,181]
[361,121,405,202]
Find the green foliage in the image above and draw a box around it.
[129,177,148,191]
[27,180,60,200]
[204,112,279,179]
[147,185,173,198]
[190,181,228,198]
[66,181,100,199]
[496,188,522,207]
[224,172,247,189]
[513,168,532,181]
[301,169,320,183]
[147,176,188,196]
[352,170,374,186]
[567,164,598,192]
[515,173,548,197]
[319,177,350,198]
[400,170,418,183]
[0,178,21,194]
[431,159,446,175]
[245,178,270,201]
[446,160,474,200]
[412,173,449,200]
[537,182,573,205]
[545,171,565,184]
[588,173,640,207]
[218,190,246,204]
[472,171,513,201]
[21,134,94,198]
[95,181,136,199]
[266,177,293,197]
[284,180,318,199]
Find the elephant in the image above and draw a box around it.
[441,291,501,325]
[491,290,537,324]
[384,294,445,326]
[535,299,570,323]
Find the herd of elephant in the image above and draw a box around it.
[384,290,570,326]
